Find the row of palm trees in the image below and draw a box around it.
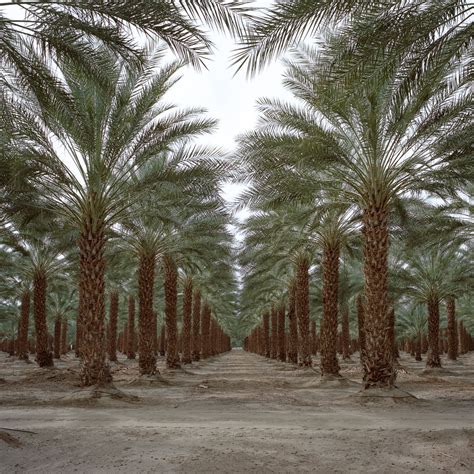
[235,1,472,389]
[1,1,248,386]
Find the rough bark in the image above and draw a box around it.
[159,324,166,356]
[108,291,118,362]
[61,317,68,355]
[127,296,136,359]
[164,255,180,368]
[277,304,286,362]
[362,205,394,388]
[356,295,367,378]
[262,311,270,358]
[310,320,317,355]
[201,301,211,359]
[415,334,422,361]
[296,255,312,366]
[33,271,53,367]
[287,283,298,364]
[320,245,340,375]
[447,297,457,361]
[78,223,111,386]
[138,254,157,375]
[17,290,30,361]
[341,306,351,360]
[192,289,201,361]
[53,318,61,359]
[426,297,442,368]
[270,306,278,359]
[75,282,83,358]
[181,277,193,364]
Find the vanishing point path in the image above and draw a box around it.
[1,349,473,472]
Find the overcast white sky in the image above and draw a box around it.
[165,35,290,207]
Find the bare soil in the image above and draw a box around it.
[0,349,473,473]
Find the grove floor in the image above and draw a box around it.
[0,349,473,473]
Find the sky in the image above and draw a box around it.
[165,40,290,208]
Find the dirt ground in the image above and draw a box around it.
[0,349,473,473]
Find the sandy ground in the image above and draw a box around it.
[0,349,473,473]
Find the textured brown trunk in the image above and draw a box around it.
[33,271,53,367]
[127,296,136,359]
[78,223,111,386]
[357,295,367,379]
[447,297,457,360]
[287,283,298,364]
[320,245,339,375]
[362,205,394,388]
[53,318,61,359]
[415,335,422,361]
[181,277,193,364]
[310,320,317,355]
[426,297,441,368]
[270,306,278,359]
[296,256,312,366]
[61,317,68,354]
[192,289,201,361]
[159,324,166,356]
[138,254,157,375]
[108,291,118,362]
[277,304,286,362]
[17,290,30,361]
[387,307,397,362]
[164,255,180,368]
[341,306,351,360]
[262,311,270,358]
[75,282,83,358]
[201,301,211,359]
[153,312,158,355]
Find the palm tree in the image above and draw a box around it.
[401,246,472,368]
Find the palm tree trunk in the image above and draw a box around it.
[201,301,211,359]
[17,289,30,361]
[270,306,278,359]
[362,205,394,388]
[159,324,166,356]
[262,311,270,358]
[447,297,457,361]
[310,320,317,355]
[296,255,312,366]
[108,291,118,362]
[164,255,180,368]
[53,317,61,359]
[33,271,53,367]
[78,224,111,386]
[356,294,367,379]
[426,296,442,368]
[192,288,201,361]
[61,317,68,355]
[138,254,157,375]
[75,284,83,358]
[287,282,298,364]
[278,304,286,361]
[127,296,136,359]
[320,245,339,375]
[415,334,422,361]
[341,306,351,360]
[181,276,193,364]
